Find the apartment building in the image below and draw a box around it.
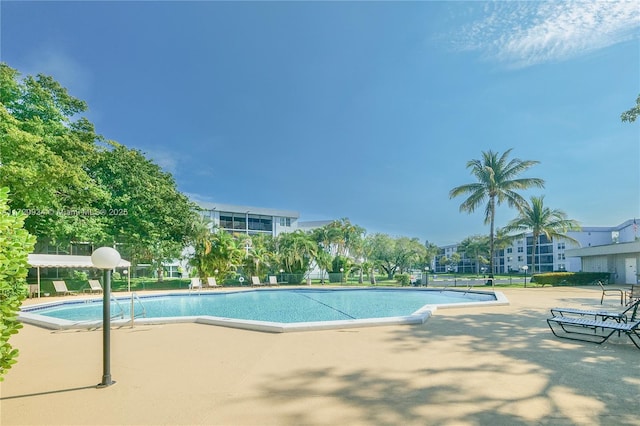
[436,219,639,284]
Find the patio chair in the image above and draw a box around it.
[251,276,266,287]
[205,277,220,289]
[268,276,279,286]
[550,298,640,323]
[28,284,39,298]
[597,280,627,305]
[52,280,78,296]
[547,316,640,349]
[190,277,202,291]
[83,279,103,294]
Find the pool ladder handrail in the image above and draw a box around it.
[130,292,147,327]
[111,295,126,320]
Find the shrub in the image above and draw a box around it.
[395,273,410,286]
[530,272,612,286]
[0,188,36,381]
[72,270,88,281]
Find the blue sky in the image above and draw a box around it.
[2,1,639,245]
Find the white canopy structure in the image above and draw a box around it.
[27,254,131,297]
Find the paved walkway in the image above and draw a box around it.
[2,287,639,425]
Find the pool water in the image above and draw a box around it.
[20,288,507,332]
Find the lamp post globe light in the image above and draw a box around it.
[91,247,121,388]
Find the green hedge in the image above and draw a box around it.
[530,272,611,286]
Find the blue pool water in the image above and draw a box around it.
[23,288,497,325]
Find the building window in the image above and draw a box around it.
[506,248,513,254]
[517,247,524,253]
[233,215,246,230]
[279,217,291,227]
[557,253,565,260]
[517,256,524,262]
[219,215,233,229]
[557,242,565,250]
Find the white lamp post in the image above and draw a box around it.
[91,246,121,388]
[340,267,344,284]
[522,265,529,288]
[424,266,429,287]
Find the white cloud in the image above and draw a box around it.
[453,1,640,68]
[21,48,92,97]
[137,147,182,175]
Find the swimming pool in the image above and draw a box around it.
[20,288,509,332]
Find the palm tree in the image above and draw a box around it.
[244,234,272,279]
[276,230,317,283]
[186,215,214,280]
[208,231,245,280]
[503,196,581,273]
[458,235,489,275]
[449,149,545,277]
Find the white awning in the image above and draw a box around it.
[28,254,131,268]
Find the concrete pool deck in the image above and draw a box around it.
[2,286,639,425]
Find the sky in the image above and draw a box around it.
[1,1,639,245]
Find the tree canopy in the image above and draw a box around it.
[621,94,640,123]
[0,63,197,271]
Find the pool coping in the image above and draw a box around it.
[18,287,509,333]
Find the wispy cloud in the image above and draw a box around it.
[137,147,184,175]
[453,1,640,68]
[21,48,93,97]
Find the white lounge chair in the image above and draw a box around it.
[83,279,103,294]
[268,275,279,286]
[205,277,220,289]
[52,280,78,296]
[190,277,202,291]
[251,276,266,287]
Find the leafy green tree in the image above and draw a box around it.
[186,215,215,280]
[621,94,640,123]
[1,64,198,274]
[367,234,426,279]
[206,231,245,281]
[326,218,365,258]
[311,220,365,283]
[449,252,462,272]
[243,234,274,279]
[314,249,333,284]
[276,230,317,283]
[89,142,198,278]
[503,196,580,273]
[0,188,36,381]
[449,149,545,276]
[423,241,439,270]
[0,64,109,245]
[458,235,490,275]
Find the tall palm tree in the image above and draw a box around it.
[449,149,545,277]
[503,196,581,273]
